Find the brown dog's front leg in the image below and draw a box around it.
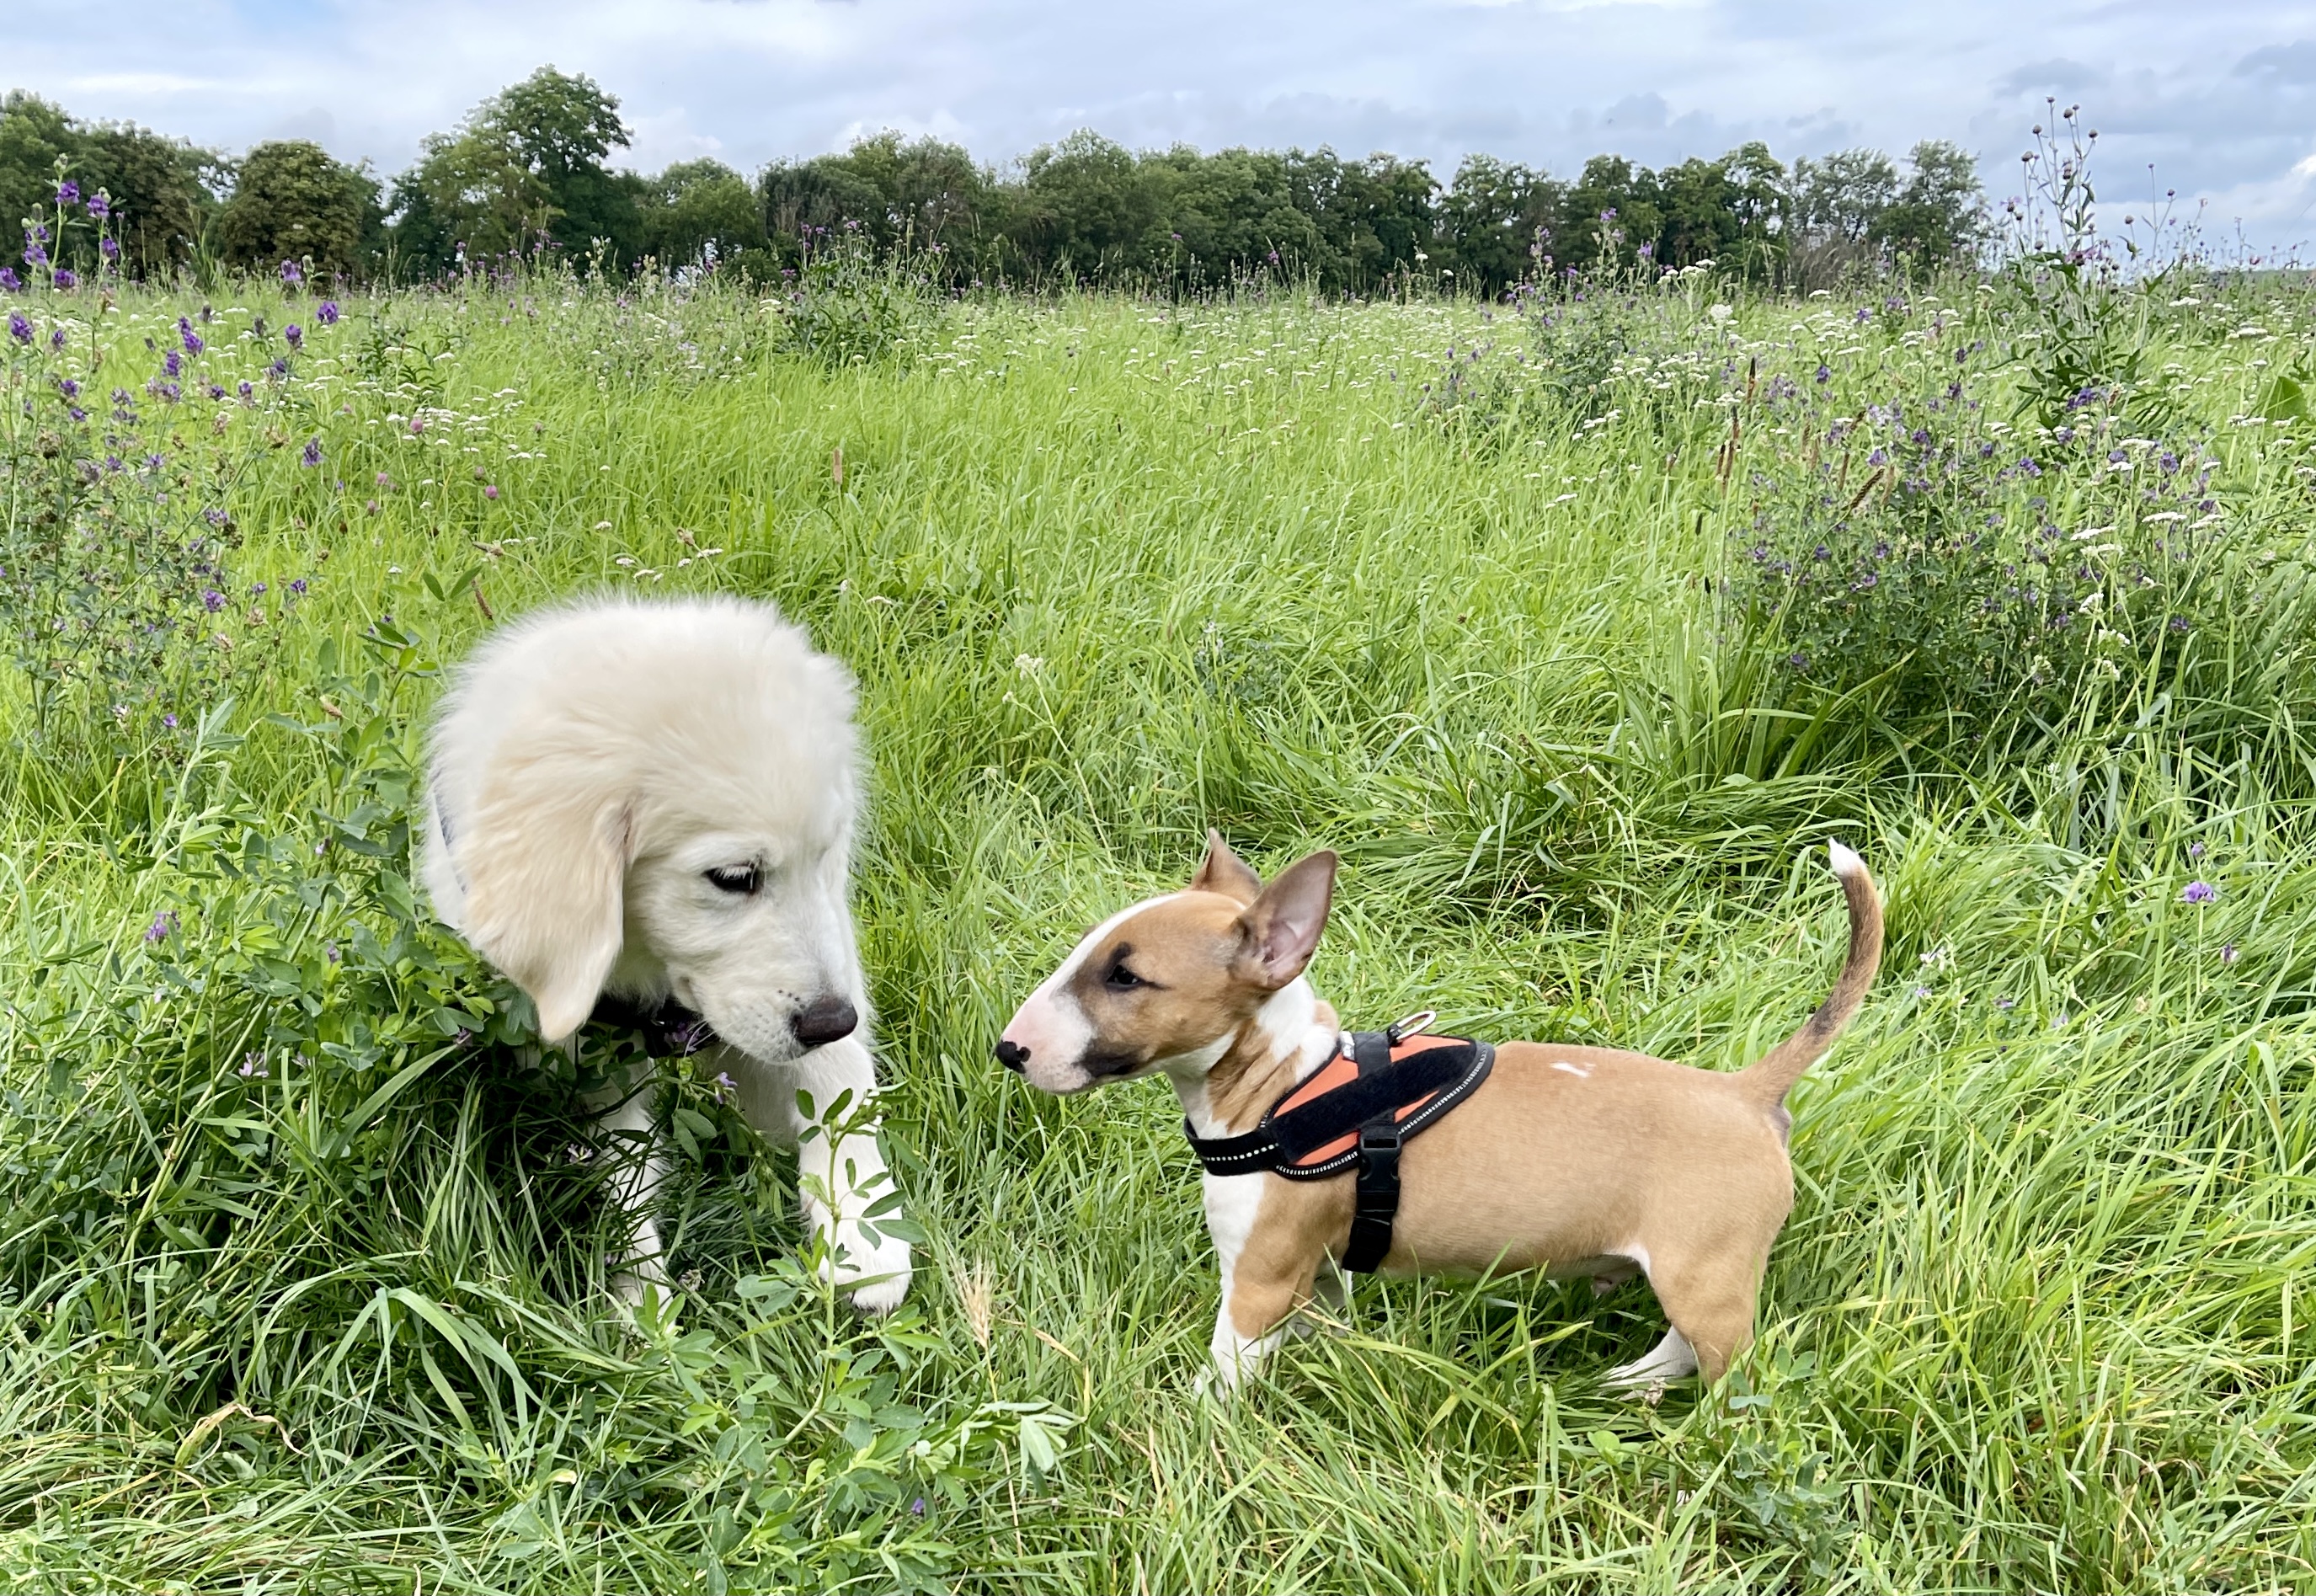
[1202,1208,1333,1395]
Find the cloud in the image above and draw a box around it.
[259,107,338,147]
[1995,58,2105,96]
[2234,41,2316,83]
[64,72,216,97]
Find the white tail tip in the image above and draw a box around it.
[1827,839,1865,878]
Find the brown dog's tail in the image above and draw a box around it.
[1735,841,1883,1107]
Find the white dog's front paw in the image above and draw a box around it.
[819,1231,913,1314]
[846,1264,913,1316]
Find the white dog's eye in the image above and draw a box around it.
[705,863,760,895]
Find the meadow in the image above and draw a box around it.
[3,254,2316,1593]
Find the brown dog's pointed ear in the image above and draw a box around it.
[456,755,634,1044]
[1191,828,1262,905]
[1233,849,1337,990]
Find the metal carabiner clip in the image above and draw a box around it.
[1385,1009,1438,1046]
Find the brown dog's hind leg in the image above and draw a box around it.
[1642,1253,1765,1385]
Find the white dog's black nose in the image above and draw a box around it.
[994,1038,1028,1074]
[792,995,858,1047]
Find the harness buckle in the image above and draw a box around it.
[1358,1121,1403,1156]
[1385,1010,1438,1046]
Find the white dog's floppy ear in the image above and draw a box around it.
[456,762,635,1044]
[1233,849,1337,990]
[1191,828,1262,905]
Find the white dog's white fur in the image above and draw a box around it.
[422,594,911,1312]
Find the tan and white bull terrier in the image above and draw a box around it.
[995,833,1882,1393]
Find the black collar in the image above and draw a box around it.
[588,993,721,1057]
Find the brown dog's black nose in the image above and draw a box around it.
[994,1038,1028,1074]
[791,995,858,1048]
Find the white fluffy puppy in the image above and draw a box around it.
[422,595,911,1312]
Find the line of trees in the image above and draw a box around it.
[2,68,1988,295]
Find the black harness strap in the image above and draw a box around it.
[1342,1030,1404,1273]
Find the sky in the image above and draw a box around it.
[15,0,2316,248]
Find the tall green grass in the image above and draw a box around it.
[3,269,2316,1591]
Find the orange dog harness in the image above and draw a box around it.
[1182,1013,1496,1272]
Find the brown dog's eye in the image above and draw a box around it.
[705,863,760,895]
[1104,958,1145,990]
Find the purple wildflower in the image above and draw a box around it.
[179,318,204,355]
[163,350,181,377]
[287,577,308,595]
[2183,881,2217,905]
[250,581,267,595]
[88,191,109,220]
[99,237,119,261]
[0,268,17,291]
[58,377,77,398]
[280,259,302,286]
[285,323,302,350]
[2188,841,2206,859]
[483,484,499,499]
[317,300,339,325]
[2221,943,2239,964]
[162,713,178,729]
[8,312,29,344]
[24,242,45,267]
[301,437,323,467]
[202,589,225,612]
[49,327,63,350]
[144,910,178,943]
[56,179,77,205]
[237,380,253,398]
[51,269,73,290]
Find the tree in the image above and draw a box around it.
[1011,131,1163,281]
[638,158,763,268]
[489,67,639,262]
[216,140,382,278]
[1562,155,1663,274]
[1436,154,1561,292]
[1789,147,1901,287]
[1286,150,1436,290]
[387,66,636,274]
[1,95,218,277]
[0,93,77,275]
[1878,140,1985,271]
